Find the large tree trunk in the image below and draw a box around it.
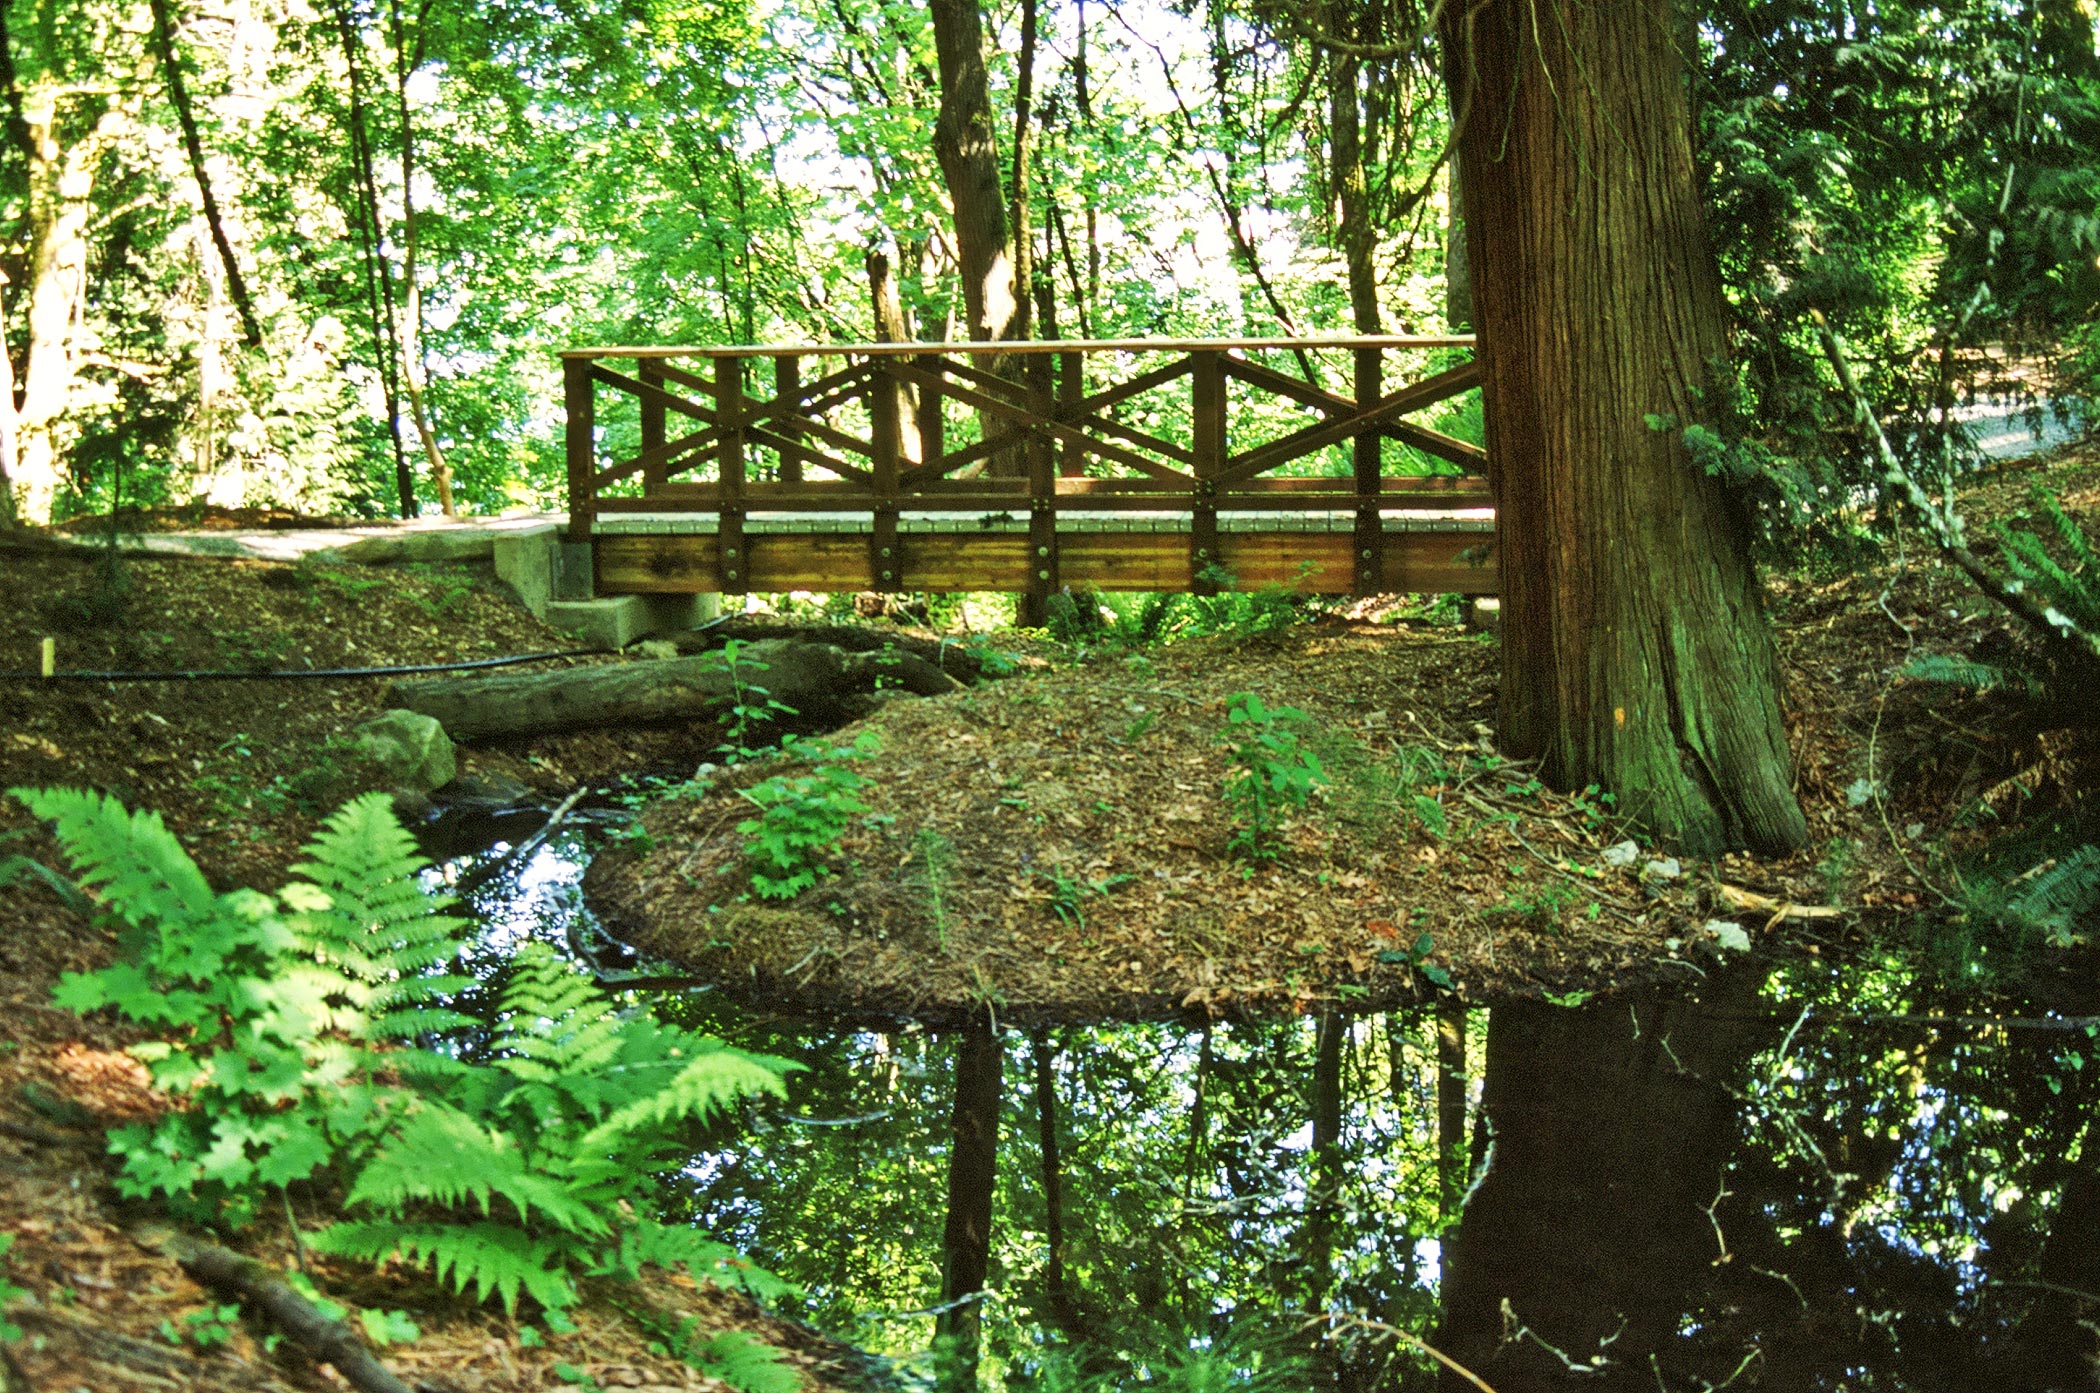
[4,74,134,523]
[1441,0,1808,855]
[928,0,1015,348]
[927,0,1023,479]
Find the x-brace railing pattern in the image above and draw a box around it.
[562,336,1489,602]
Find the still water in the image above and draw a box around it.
[422,809,2100,1392]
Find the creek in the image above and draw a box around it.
[419,806,2100,1392]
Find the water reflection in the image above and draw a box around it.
[421,812,2100,1391]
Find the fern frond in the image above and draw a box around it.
[2034,488,2096,575]
[2006,845,2100,930]
[614,1220,799,1304]
[1901,653,2046,698]
[312,1220,574,1313]
[2001,529,2100,633]
[286,793,469,994]
[493,944,626,1078]
[687,1332,801,1393]
[579,1044,791,1152]
[344,1102,609,1236]
[9,787,214,933]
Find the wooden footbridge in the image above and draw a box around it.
[561,336,1496,620]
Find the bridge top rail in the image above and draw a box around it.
[561,334,1475,361]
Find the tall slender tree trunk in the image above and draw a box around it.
[1323,4,1380,337]
[936,1025,1002,1393]
[388,0,453,515]
[330,0,414,518]
[1441,0,1808,855]
[147,0,261,349]
[4,85,131,523]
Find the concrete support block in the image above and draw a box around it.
[555,541,597,600]
[492,525,559,618]
[544,592,719,650]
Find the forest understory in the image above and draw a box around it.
[0,446,2093,1392]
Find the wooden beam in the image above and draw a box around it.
[564,355,595,544]
[774,355,803,485]
[717,355,746,594]
[1353,346,1382,598]
[1190,351,1224,593]
[563,334,1477,359]
[594,526,1499,596]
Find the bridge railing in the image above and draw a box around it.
[560,335,1489,601]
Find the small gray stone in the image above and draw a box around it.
[1640,856,1682,881]
[1602,840,1641,868]
[352,709,457,793]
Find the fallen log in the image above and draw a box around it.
[128,1227,415,1393]
[386,639,961,741]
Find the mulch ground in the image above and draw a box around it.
[585,453,2099,1027]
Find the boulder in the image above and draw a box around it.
[350,709,457,793]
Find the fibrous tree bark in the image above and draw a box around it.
[1441,0,1809,855]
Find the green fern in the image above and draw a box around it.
[328,942,797,1314]
[286,793,473,1037]
[23,786,800,1377]
[12,786,365,1223]
[1900,653,2046,698]
[2003,845,2100,945]
[1998,488,2100,636]
[11,787,215,939]
[313,1221,576,1312]
[685,1332,802,1393]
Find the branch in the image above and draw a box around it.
[132,1228,415,1393]
[1810,310,2100,683]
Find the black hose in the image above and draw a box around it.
[0,648,603,683]
[2,613,738,683]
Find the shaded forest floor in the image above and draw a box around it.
[0,444,2095,1389]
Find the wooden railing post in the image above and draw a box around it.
[717,354,747,594]
[1352,345,1384,596]
[1058,350,1084,476]
[869,358,902,592]
[1023,352,1060,627]
[1190,350,1225,594]
[639,355,666,491]
[773,355,802,486]
[918,355,945,471]
[563,354,595,544]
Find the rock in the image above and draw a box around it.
[1602,840,1641,868]
[633,639,680,662]
[1702,921,1751,953]
[436,771,534,813]
[312,530,497,565]
[351,709,457,793]
[1639,856,1682,882]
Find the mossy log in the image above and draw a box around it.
[386,639,961,741]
